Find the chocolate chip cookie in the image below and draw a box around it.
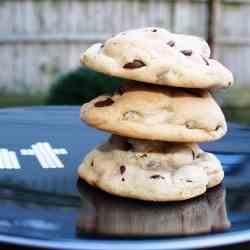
[78,135,224,201]
[81,27,233,89]
[81,83,227,142]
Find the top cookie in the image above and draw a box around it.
[81,27,233,90]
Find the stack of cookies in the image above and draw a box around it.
[78,27,233,201]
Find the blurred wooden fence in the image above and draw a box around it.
[0,0,249,93]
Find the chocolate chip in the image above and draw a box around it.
[120,165,126,175]
[150,175,165,179]
[185,121,193,129]
[192,150,195,160]
[196,153,202,159]
[186,179,193,183]
[123,60,146,69]
[91,161,94,167]
[228,81,232,86]
[152,29,157,32]
[167,40,175,47]
[181,49,192,56]
[202,56,209,66]
[147,161,161,169]
[215,125,221,131]
[94,98,114,107]
[100,44,104,48]
[121,178,125,182]
[123,111,142,121]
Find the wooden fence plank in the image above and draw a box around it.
[0,45,13,91]
[174,0,207,37]
[0,0,250,93]
[207,0,221,56]
[0,1,12,34]
[220,1,250,38]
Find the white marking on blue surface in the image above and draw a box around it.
[0,149,21,170]
[21,142,67,169]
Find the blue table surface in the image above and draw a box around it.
[0,106,250,250]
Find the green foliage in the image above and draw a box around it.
[47,66,123,105]
[218,87,250,108]
[0,93,45,108]
[223,1,241,9]
[223,107,250,126]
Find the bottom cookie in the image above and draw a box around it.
[78,135,224,201]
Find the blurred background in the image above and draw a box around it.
[0,0,249,124]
